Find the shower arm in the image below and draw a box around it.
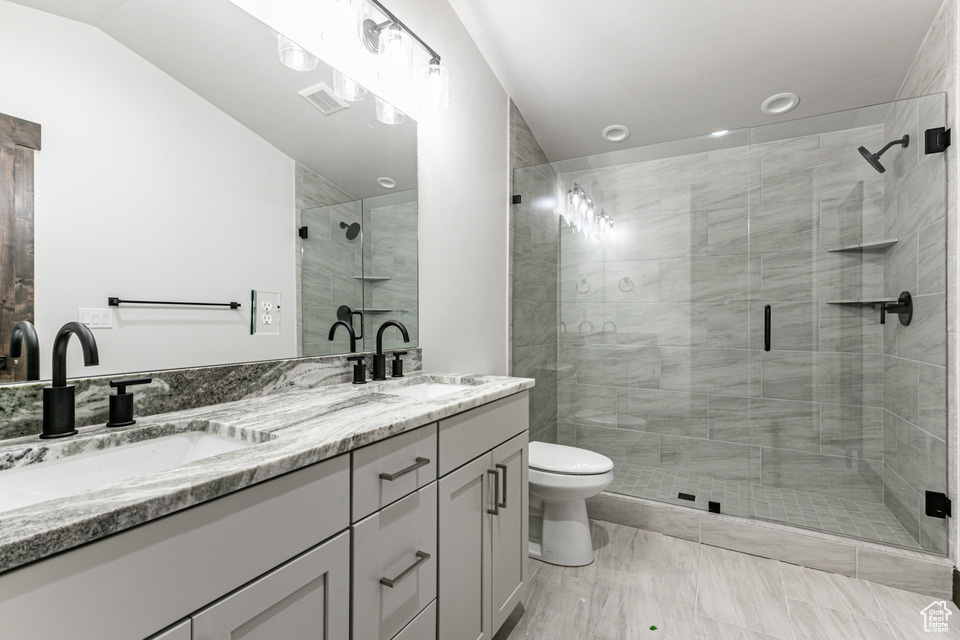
[875,136,909,157]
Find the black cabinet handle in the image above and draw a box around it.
[764,305,771,352]
[487,469,500,515]
[496,463,508,508]
[379,551,430,588]
[378,456,429,481]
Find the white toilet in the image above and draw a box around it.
[528,441,614,567]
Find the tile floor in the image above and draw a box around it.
[607,462,921,549]
[507,520,959,639]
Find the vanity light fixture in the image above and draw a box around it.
[360,0,450,110]
[333,69,368,101]
[375,96,405,124]
[276,34,319,71]
[322,0,362,50]
[563,184,615,241]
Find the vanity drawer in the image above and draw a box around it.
[392,600,436,640]
[438,392,529,476]
[352,423,438,522]
[352,483,438,640]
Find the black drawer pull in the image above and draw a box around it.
[496,463,508,508]
[487,469,500,515]
[764,304,771,352]
[379,457,430,481]
[380,550,430,588]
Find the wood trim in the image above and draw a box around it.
[0,113,40,150]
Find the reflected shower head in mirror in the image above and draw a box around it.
[858,135,909,174]
[339,221,361,240]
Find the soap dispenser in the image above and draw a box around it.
[106,376,152,427]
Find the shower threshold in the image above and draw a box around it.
[608,462,921,550]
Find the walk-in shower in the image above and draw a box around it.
[511,95,949,555]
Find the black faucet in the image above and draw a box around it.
[5,321,40,381]
[42,322,99,439]
[372,320,410,381]
[328,320,357,353]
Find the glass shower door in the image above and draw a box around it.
[746,96,949,553]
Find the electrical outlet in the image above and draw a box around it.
[251,290,281,335]
[78,308,113,329]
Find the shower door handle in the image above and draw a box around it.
[764,305,771,352]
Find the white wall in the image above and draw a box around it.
[229,0,511,376]
[0,1,297,379]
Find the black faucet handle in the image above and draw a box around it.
[109,376,152,394]
[106,377,152,428]
[391,351,407,378]
[347,355,367,385]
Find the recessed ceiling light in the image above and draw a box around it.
[761,92,800,116]
[602,125,630,143]
[711,130,730,137]
[377,177,397,189]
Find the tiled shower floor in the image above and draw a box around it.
[607,462,922,550]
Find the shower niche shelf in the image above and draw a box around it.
[825,297,898,305]
[353,275,392,281]
[364,308,395,313]
[827,238,899,252]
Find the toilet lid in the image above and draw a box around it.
[529,441,614,475]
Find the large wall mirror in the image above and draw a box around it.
[0,0,418,383]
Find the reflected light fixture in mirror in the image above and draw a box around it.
[334,69,368,101]
[322,0,362,49]
[276,34,319,71]
[376,96,406,124]
[419,57,450,112]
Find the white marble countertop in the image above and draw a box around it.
[0,372,534,573]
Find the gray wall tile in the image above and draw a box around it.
[617,388,709,438]
[661,434,760,484]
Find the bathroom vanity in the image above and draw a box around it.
[0,373,532,640]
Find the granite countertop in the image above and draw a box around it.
[0,372,534,573]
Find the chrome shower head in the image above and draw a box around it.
[858,135,909,174]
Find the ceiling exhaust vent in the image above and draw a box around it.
[298,83,349,116]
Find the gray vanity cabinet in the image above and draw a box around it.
[437,393,530,640]
[192,531,350,640]
[352,483,437,640]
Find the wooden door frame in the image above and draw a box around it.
[0,112,40,382]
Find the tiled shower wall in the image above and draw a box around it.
[554,119,949,539]
[364,196,419,351]
[296,163,356,357]
[884,0,957,556]
[510,101,560,443]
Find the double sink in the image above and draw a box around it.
[0,379,474,515]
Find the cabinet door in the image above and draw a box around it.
[438,453,493,640]
[490,432,528,633]
[192,531,349,640]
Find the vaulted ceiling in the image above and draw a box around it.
[448,0,946,160]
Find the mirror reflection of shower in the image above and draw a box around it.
[858,134,909,173]
[340,221,361,240]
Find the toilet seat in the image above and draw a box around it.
[529,441,614,475]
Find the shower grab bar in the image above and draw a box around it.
[764,305,771,351]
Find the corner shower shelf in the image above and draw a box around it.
[826,238,899,252]
[353,276,392,281]
[825,297,898,305]
[364,308,395,313]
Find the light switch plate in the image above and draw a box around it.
[78,308,113,329]
[251,290,281,335]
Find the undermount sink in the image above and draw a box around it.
[0,432,254,514]
[382,382,473,400]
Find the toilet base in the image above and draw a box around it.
[532,498,594,567]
